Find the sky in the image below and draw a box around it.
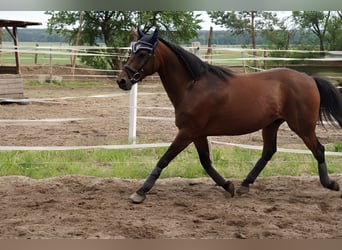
[0,11,224,30]
[0,11,49,27]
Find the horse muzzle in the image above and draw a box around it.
[116,77,133,91]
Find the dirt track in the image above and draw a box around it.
[1,175,342,239]
[1,80,342,238]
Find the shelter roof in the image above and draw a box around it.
[0,19,41,28]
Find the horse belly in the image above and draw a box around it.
[205,114,273,136]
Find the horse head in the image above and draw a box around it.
[117,28,159,90]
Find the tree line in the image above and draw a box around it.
[3,28,321,49]
[192,30,319,48]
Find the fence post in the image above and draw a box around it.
[34,43,39,64]
[241,51,247,73]
[0,28,2,65]
[49,47,53,83]
[128,83,138,144]
[192,41,201,58]
[205,26,213,63]
[264,49,267,70]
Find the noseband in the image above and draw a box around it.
[124,40,158,84]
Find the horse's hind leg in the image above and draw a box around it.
[237,120,284,195]
[300,133,339,191]
[194,137,235,197]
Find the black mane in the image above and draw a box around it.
[159,38,234,81]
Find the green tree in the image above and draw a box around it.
[207,11,279,50]
[45,11,202,70]
[261,14,297,50]
[292,11,331,51]
[46,11,135,70]
[135,11,202,43]
[325,13,342,50]
[208,11,279,70]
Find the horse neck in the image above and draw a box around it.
[155,42,193,107]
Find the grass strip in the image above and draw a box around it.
[1,145,341,179]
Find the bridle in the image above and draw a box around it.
[124,40,158,84]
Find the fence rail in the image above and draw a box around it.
[1,43,342,81]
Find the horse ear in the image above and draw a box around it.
[137,27,145,39]
[151,28,159,43]
[131,27,138,42]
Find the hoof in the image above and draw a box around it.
[129,192,146,204]
[327,180,340,191]
[236,185,249,196]
[222,181,235,197]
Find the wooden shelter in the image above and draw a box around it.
[0,19,41,99]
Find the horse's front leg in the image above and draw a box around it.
[193,137,235,197]
[130,132,192,204]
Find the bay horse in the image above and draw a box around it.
[117,28,342,204]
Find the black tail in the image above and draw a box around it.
[314,76,342,128]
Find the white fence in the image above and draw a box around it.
[1,43,342,80]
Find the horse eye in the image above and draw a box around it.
[137,50,149,58]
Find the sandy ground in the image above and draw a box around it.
[1,175,342,239]
[1,77,342,239]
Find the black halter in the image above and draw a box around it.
[124,40,158,84]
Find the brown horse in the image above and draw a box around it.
[117,28,342,204]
